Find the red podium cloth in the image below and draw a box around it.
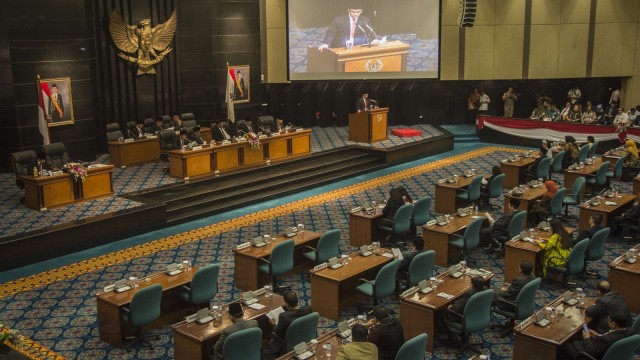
[391,128,422,137]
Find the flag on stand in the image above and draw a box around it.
[226,67,236,124]
[36,76,51,145]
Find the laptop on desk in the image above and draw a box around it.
[251,236,267,247]
[196,308,214,324]
[328,257,343,269]
[360,245,372,257]
[242,291,259,305]
[448,264,463,278]
[418,279,433,294]
[114,279,131,293]
[562,291,578,306]
[166,263,183,276]
[535,311,550,327]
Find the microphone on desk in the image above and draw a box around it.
[365,24,378,38]
[47,161,61,171]
[287,123,297,129]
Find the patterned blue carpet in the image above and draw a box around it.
[1,145,636,359]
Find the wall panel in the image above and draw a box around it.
[528,25,560,78]
[493,25,524,79]
[464,27,495,80]
[557,23,589,78]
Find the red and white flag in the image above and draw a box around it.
[226,67,236,124]
[37,79,51,145]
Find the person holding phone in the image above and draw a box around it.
[561,310,633,359]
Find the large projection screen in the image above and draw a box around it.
[287,0,440,81]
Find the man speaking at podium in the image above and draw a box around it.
[356,92,371,112]
[318,0,379,50]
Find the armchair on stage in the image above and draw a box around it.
[348,107,389,143]
[307,40,410,73]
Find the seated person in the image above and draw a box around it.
[188,126,205,145]
[573,214,604,246]
[544,103,560,122]
[562,136,579,168]
[582,105,597,124]
[336,324,378,360]
[621,139,640,181]
[395,186,413,204]
[559,102,572,121]
[561,310,633,360]
[481,198,522,250]
[565,104,582,123]
[178,129,190,148]
[212,302,259,360]
[530,104,546,120]
[149,117,164,134]
[610,198,640,235]
[595,104,606,124]
[445,276,487,324]
[272,118,286,133]
[585,281,632,334]
[527,180,559,226]
[213,120,233,142]
[524,147,548,181]
[494,260,535,311]
[538,219,572,279]
[481,165,502,204]
[129,119,146,139]
[366,306,404,360]
[380,188,405,243]
[265,291,312,356]
[171,113,185,134]
[396,237,424,277]
[238,117,258,134]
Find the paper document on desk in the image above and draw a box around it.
[248,303,265,310]
[437,292,454,299]
[266,306,285,324]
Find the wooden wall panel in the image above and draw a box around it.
[495,0,525,25]
[464,27,495,80]
[557,24,589,78]
[592,23,626,77]
[528,25,560,79]
[493,25,524,79]
[560,0,591,24]
[440,26,460,80]
[531,0,561,25]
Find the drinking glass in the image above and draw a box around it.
[264,234,271,245]
[308,339,318,353]
[297,224,304,236]
[323,343,332,357]
[372,201,377,214]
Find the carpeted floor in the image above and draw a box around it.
[1,145,636,359]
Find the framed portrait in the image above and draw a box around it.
[230,65,250,104]
[42,77,75,127]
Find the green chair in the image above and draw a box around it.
[258,239,295,292]
[587,141,599,158]
[399,250,436,290]
[548,238,589,285]
[449,217,484,261]
[492,278,541,336]
[577,334,640,360]
[492,210,527,246]
[283,312,319,352]
[356,259,401,306]
[607,155,626,180]
[456,175,483,205]
[379,204,414,244]
[444,288,495,354]
[586,162,609,195]
[577,145,590,163]
[222,327,262,360]
[584,227,610,275]
[527,156,551,182]
[549,188,567,218]
[481,173,506,210]
[550,150,566,180]
[395,333,428,360]
[563,177,586,217]
[178,263,219,306]
[411,196,432,231]
[632,315,640,335]
[303,229,340,263]
[119,283,163,350]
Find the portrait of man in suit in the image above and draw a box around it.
[48,84,64,123]
[43,77,74,127]
[232,66,250,103]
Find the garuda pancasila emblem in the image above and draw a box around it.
[109,10,177,75]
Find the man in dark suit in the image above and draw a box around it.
[366,306,404,360]
[480,198,521,250]
[171,113,185,135]
[610,199,640,234]
[188,126,205,145]
[212,302,259,360]
[233,70,247,101]
[445,276,487,323]
[48,84,64,122]
[585,280,632,334]
[149,117,164,135]
[494,260,535,311]
[561,310,633,360]
[265,291,312,356]
[573,214,604,246]
[356,93,370,112]
[238,118,257,134]
[319,1,376,49]
[178,129,190,148]
[213,120,233,142]
[130,120,146,139]
[397,237,424,275]
[272,118,286,133]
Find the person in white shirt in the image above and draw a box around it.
[559,101,572,121]
[613,107,629,127]
[627,108,638,125]
[478,89,490,115]
[610,88,621,108]
[568,86,581,105]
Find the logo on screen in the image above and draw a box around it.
[365,59,383,72]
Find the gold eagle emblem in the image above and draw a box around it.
[109,10,177,75]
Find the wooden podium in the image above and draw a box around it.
[307,40,409,73]
[348,108,388,143]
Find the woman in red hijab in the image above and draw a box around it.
[528,180,559,225]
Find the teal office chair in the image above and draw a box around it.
[178,263,220,306]
[356,259,401,306]
[492,278,541,336]
[456,175,483,205]
[222,327,262,360]
[449,217,484,261]
[533,157,552,181]
[399,250,436,291]
[632,315,640,335]
[586,162,609,195]
[492,210,527,246]
[481,173,506,210]
[577,334,640,360]
[411,196,432,231]
[549,238,589,285]
[563,177,586,217]
[119,283,163,350]
[584,227,610,275]
[444,289,495,354]
[549,188,567,218]
[379,204,414,244]
[303,229,340,263]
[550,150,566,181]
[395,333,428,360]
[258,239,295,293]
[607,155,626,180]
[587,141,599,158]
[577,145,590,163]
[282,312,319,352]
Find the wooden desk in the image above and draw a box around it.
[276,329,343,360]
[310,252,392,320]
[400,271,492,352]
[634,177,640,195]
[513,296,594,360]
[422,213,488,266]
[578,194,636,230]
[348,108,389,143]
[349,211,384,246]
[172,293,285,360]
[504,185,547,227]
[233,231,321,291]
[564,158,604,197]
[96,268,196,347]
[607,244,640,313]
[167,146,213,180]
[500,156,537,189]
[75,165,114,201]
[107,137,161,168]
[20,173,75,210]
[434,175,481,214]
[307,41,409,73]
[200,128,212,143]
[602,149,625,166]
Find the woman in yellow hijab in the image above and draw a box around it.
[622,139,640,181]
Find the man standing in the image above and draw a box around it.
[467,88,480,125]
[585,281,631,334]
[48,84,64,122]
[212,303,259,360]
[356,93,370,112]
[319,1,376,50]
[568,86,582,105]
[502,86,518,117]
[478,89,490,115]
[366,306,404,360]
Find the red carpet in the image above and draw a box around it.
[391,128,422,137]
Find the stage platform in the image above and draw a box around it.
[0,125,452,271]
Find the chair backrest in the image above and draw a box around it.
[601,334,640,360]
[106,122,121,132]
[632,315,640,335]
[161,115,172,123]
[551,150,566,172]
[126,121,136,130]
[586,227,610,261]
[187,263,220,305]
[222,327,262,360]
[11,150,38,176]
[488,174,506,198]
[143,118,155,127]
[411,196,432,227]
[467,175,483,202]
[595,162,609,185]
[182,120,198,129]
[129,283,163,327]
[577,145,590,163]
[407,250,435,287]
[373,259,401,299]
[514,278,541,319]
[536,157,552,179]
[182,112,195,121]
[258,115,274,131]
[613,155,627,178]
[587,141,599,158]
[316,229,341,263]
[235,119,247,131]
[269,239,295,276]
[106,131,124,142]
[394,333,428,360]
[507,210,527,238]
[549,188,567,217]
[566,238,589,275]
[160,130,178,150]
[463,217,485,249]
[284,312,319,352]
[42,143,71,168]
[462,289,495,333]
[392,204,414,234]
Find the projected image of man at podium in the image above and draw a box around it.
[318,0,379,50]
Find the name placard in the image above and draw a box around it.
[295,128,303,132]
[236,242,251,250]
[313,263,328,271]
[103,284,116,293]
[185,314,197,323]
[192,145,203,150]
[124,138,134,143]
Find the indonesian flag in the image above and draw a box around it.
[37,80,51,145]
[226,68,236,124]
